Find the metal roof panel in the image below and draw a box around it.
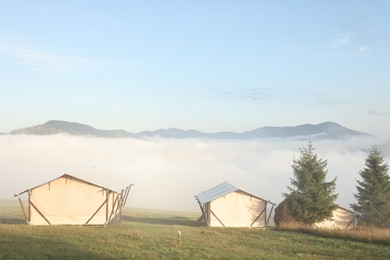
[195,181,238,204]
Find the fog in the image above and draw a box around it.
[1,134,389,213]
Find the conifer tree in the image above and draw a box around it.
[284,142,337,225]
[351,146,390,227]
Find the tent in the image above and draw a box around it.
[274,200,356,229]
[15,174,132,226]
[195,181,275,228]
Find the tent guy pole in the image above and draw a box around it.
[266,203,275,225]
[14,194,28,224]
[195,196,209,226]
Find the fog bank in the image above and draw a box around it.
[1,134,388,212]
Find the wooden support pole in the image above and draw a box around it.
[210,209,225,227]
[85,198,107,225]
[122,185,133,208]
[30,201,51,225]
[105,190,109,223]
[250,207,266,227]
[345,214,357,229]
[199,204,208,225]
[266,204,275,225]
[108,194,120,224]
[195,196,208,225]
[28,190,31,223]
[118,189,126,210]
[14,194,28,224]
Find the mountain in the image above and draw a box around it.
[11,120,134,138]
[136,128,205,139]
[10,120,371,140]
[136,122,370,140]
[240,122,369,139]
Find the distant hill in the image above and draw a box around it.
[135,121,371,140]
[11,120,134,138]
[10,120,371,140]
[239,122,370,140]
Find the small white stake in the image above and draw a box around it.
[177,230,182,244]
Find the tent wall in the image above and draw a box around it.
[314,207,356,229]
[208,190,266,227]
[28,176,120,225]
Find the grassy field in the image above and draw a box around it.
[1,201,389,259]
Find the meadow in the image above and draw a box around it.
[0,201,389,259]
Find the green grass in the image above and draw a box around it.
[1,201,389,259]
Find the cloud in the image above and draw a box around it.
[224,87,305,102]
[225,87,348,106]
[357,45,367,55]
[70,96,105,102]
[368,107,390,116]
[1,134,387,213]
[224,88,273,101]
[340,33,350,46]
[303,31,368,63]
[315,93,350,105]
[0,45,114,72]
[341,34,350,45]
[332,32,353,48]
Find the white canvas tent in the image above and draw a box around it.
[15,174,132,226]
[195,182,275,228]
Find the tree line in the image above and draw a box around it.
[283,143,390,228]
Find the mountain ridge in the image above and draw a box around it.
[10,120,371,140]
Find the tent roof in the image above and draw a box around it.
[15,167,133,197]
[17,174,118,195]
[195,181,270,205]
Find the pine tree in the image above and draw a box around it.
[351,146,390,227]
[284,142,337,225]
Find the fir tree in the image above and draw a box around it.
[351,146,390,227]
[284,142,337,225]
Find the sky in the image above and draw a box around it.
[0,0,389,135]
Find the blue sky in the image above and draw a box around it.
[0,0,389,135]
